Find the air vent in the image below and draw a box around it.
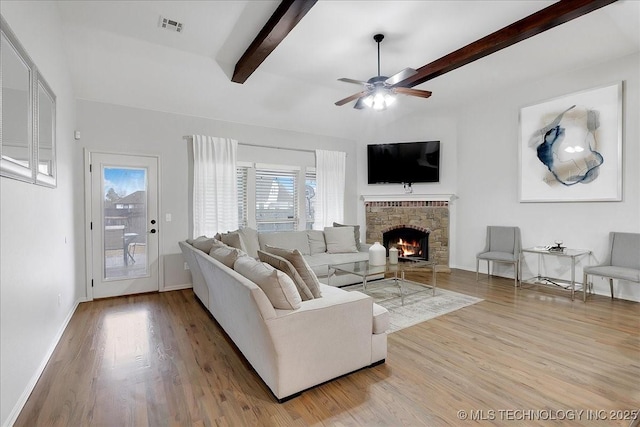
[159,16,183,33]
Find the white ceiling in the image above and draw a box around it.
[56,0,640,140]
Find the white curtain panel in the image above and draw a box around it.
[314,149,346,229]
[192,135,238,237]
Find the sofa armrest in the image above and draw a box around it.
[264,290,373,398]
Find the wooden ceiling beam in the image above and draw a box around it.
[232,0,317,84]
[396,0,619,89]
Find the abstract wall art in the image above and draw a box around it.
[519,82,622,202]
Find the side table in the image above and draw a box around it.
[520,247,591,301]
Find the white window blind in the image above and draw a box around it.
[236,166,248,228]
[255,167,298,232]
[304,168,316,230]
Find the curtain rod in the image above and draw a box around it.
[182,135,317,155]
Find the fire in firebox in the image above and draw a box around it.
[394,238,422,257]
[383,227,430,261]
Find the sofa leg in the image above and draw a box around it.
[609,278,614,299]
[370,359,386,367]
[277,392,302,403]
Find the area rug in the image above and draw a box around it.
[343,279,483,333]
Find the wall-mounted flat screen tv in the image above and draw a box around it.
[367,141,440,184]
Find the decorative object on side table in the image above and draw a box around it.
[549,240,565,252]
[369,241,386,266]
[389,247,399,264]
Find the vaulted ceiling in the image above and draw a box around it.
[56,1,640,140]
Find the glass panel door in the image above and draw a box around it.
[91,153,159,299]
[103,167,148,280]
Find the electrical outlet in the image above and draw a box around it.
[184,262,190,270]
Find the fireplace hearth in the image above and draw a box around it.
[383,227,429,260]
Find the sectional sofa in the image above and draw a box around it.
[179,226,388,401]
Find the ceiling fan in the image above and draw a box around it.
[335,34,432,110]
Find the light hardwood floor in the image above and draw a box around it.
[15,270,639,426]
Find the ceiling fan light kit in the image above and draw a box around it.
[335,33,432,110]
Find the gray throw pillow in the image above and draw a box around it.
[265,245,322,298]
[333,222,361,251]
[258,250,314,301]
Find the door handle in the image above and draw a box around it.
[150,229,157,234]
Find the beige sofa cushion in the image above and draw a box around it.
[238,227,260,258]
[234,256,302,310]
[324,226,358,254]
[266,246,322,298]
[259,231,311,255]
[220,231,247,253]
[258,250,314,301]
[333,222,361,251]
[189,236,219,253]
[209,245,243,268]
[372,303,390,334]
[307,230,326,254]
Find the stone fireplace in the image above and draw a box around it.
[364,196,450,269]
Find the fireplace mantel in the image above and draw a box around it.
[361,194,456,203]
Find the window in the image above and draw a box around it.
[255,167,298,232]
[305,168,316,230]
[237,166,248,227]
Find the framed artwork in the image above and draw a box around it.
[519,82,622,202]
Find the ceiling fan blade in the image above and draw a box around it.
[394,87,432,99]
[335,91,368,106]
[338,77,369,86]
[385,68,417,86]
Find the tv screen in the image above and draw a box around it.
[367,141,440,184]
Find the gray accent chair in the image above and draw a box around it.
[476,226,521,287]
[583,232,640,301]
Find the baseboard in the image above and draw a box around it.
[161,283,192,292]
[3,297,83,427]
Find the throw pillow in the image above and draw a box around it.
[221,231,248,253]
[307,230,327,254]
[209,245,243,268]
[257,250,314,301]
[323,226,358,254]
[333,222,361,251]
[190,236,219,253]
[233,256,302,310]
[238,227,260,259]
[265,245,322,298]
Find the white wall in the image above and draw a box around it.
[455,53,640,301]
[355,113,459,261]
[0,3,82,426]
[76,100,359,289]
